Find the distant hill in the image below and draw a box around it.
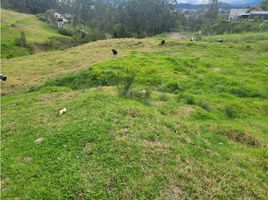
[176,0,261,9]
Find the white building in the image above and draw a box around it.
[54,12,69,27]
[228,9,248,21]
[228,8,268,22]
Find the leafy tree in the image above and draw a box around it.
[261,0,268,10]
[206,0,219,24]
[15,31,27,47]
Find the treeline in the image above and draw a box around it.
[59,0,184,38]
[2,0,186,38]
[2,0,267,40]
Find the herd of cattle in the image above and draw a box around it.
[112,38,224,56]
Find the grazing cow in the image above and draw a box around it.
[112,49,118,56]
[0,74,7,81]
[217,39,223,43]
[190,38,196,41]
[160,40,166,46]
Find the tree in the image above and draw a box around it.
[261,0,268,10]
[207,0,219,24]
[2,0,58,14]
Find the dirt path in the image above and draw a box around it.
[166,32,192,40]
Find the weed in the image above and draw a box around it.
[185,95,195,105]
[117,71,136,97]
[196,100,212,112]
[159,93,169,102]
[224,105,238,119]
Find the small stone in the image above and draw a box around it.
[59,108,67,116]
[23,157,32,163]
[35,137,44,144]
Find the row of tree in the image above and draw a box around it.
[2,0,268,39]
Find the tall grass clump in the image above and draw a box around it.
[196,100,212,112]
[117,71,151,104]
[185,95,195,105]
[117,72,136,97]
[224,105,238,119]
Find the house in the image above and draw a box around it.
[248,11,268,21]
[228,7,268,22]
[228,9,248,21]
[54,12,69,27]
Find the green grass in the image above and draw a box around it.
[1,32,268,199]
[1,8,70,58]
[203,31,268,42]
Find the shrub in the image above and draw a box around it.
[112,23,130,38]
[58,28,73,36]
[15,31,27,47]
[197,100,211,112]
[159,93,169,101]
[117,72,136,97]
[129,88,152,105]
[185,95,195,105]
[160,82,184,94]
[224,105,238,119]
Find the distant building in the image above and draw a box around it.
[228,9,248,21]
[228,7,268,22]
[54,12,69,27]
[248,11,268,21]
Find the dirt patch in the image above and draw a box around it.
[38,94,55,104]
[173,106,195,119]
[209,126,262,147]
[59,92,79,101]
[167,33,191,40]
[161,185,184,200]
[118,107,145,118]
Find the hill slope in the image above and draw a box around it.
[1,9,71,58]
[1,33,268,199]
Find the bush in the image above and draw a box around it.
[112,23,130,38]
[197,100,211,112]
[129,88,152,105]
[58,28,73,36]
[15,31,27,47]
[160,81,184,94]
[37,14,47,22]
[224,105,238,119]
[185,95,195,105]
[117,72,136,97]
[159,93,169,101]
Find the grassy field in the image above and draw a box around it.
[1,9,70,58]
[1,32,268,199]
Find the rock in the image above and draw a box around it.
[59,108,67,116]
[35,137,44,144]
[23,157,32,163]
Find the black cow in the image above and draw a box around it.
[160,40,166,46]
[0,74,7,81]
[112,49,118,56]
[217,39,223,43]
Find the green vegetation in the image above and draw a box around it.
[1,31,268,199]
[1,8,71,58]
[207,20,268,35]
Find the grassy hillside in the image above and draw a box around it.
[1,33,268,199]
[1,9,71,58]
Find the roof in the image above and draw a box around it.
[229,9,248,18]
[250,11,268,15]
[247,7,263,13]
